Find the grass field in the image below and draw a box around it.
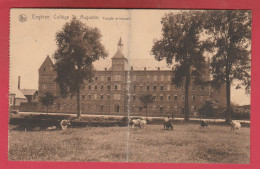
[8,123,250,163]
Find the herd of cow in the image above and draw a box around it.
[46,118,242,132]
[128,117,242,132]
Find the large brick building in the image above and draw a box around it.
[37,38,226,117]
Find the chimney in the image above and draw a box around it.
[131,66,133,71]
[158,67,160,71]
[18,76,21,89]
[144,67,146,71]
[105,67,107,71]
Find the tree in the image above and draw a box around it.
[139,94,155,120]
[40,92,56,114]
[204,10,251,122]
[198,99,219,120]
[54,19,108,118]
[151,11,211,121]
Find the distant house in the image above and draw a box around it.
[19,89,38,103]
[9,88,28,106]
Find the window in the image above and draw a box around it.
[174,95,178,101]
[127,95,130,101]
[100,105,104,111]
[154,86,157,90]
[139,106,142,112]
[89,85,91,90]
[9,97,13,105]
[95,77,98,81]
[101,95,103,100]
[192,95,195,101]
[182,95,185,101]
[147,86,150,91]
[160,94,163,101]
[140,85,143,90]
[107,94,110,99]
[133,95,136,100]
[107,85,110,90]
[88,94,91,99]
[82,95,85,99]
[160,106,163,112]
[160,85,164,91]
[95,85,97,90]
[153,94,156,101]
[134,85,136,90]
[160,96,163,101]
[115,85,118,90]
[101,85,103,90]
[168,95,171,101]
[108,77,111,81]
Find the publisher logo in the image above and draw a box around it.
[19,14,27,22]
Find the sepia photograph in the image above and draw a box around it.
[9,9,251,163]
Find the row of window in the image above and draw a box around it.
[86,84,205,91]
[78,94,201,102]
[52,103,197,113]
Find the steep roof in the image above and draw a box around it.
[112,50,125,59]
[9,88,27,99]
[38,55,54,71]
[20,89,38,96]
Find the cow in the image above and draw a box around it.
[200,120,208,128]
[164,121,173,130]
[129,118,147,129]
[60,120,71,130]
[230,120,241,132]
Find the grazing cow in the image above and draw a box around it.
[164,121,173,130]
[129,118,147,129]
[60,120,71,130]
[200,120,208,128]
[129,118,141,129]
[230,120,241,131]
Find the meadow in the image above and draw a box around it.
[8,123,250,163]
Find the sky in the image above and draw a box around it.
[9,9,251,105]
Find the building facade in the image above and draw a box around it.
[37,39,226,117]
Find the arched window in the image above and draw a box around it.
[115,104,120,112]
